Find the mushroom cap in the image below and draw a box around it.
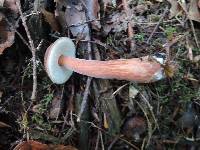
[44,37,76,84]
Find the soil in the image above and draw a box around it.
[0,0,200,150]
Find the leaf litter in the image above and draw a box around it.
[0,0,200,149]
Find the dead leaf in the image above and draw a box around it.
[42,9,60,32]
[14,140,48,150]
[49,94,62,119]
[14,140,78,150]
[168,0,200,22]
[167,0,182,18]
[103,11,129,35]
[0,13,15,54]
[56,1,89,38]
[135,4,148,15]
[103,113,109,129]
[0,0,19,54]
[54,0,68,31]
[102,0,116,10]
[194,55,200,63]
[66,4,88,38]
[4,0,18,14]
[188,0,200,22]
[48,145,78,150]
[85,0,101,30]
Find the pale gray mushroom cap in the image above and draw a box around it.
[44,37,76,84]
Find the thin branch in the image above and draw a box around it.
[77,1,94,122]
[146,7,168,44]
[189,19,199,48]
[77,77,92,122]
[16,1,37,101]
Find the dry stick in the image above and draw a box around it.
[146,7,168,44]
[95,130,100,150]
[77,1,93,122]
[108,136,120,150]
[77,77,92,122]
[179,2,199,48]
[4,17,32,50]
[99,130,105,150]
[189,19,199,48]
[122,0,135,51]
[16,1,37,100]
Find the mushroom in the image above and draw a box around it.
[44,37,166,84]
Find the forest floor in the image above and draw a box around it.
[0,0,200,149]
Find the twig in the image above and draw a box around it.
[134,99,153,148]
[77,1,93,122]
[16,1,37,101]
[67,18,100,28]
[77,77,92,122]
[186,36,193,61]
[4,17,32,50]
[99,130,105,150]
[95,130,100,150]
[177,1,200,48]
[122,0,135,51]
[146,7,168,44]
[189,19,199,48]
[164,33,188,60]
[108,136,119,150]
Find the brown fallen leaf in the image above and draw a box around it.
[42,9,61,32]
[103,11,128,34]
[49,93,62,119]
[168,0,200,22]
[188,0,200,22]
[0,0,19,54]
[56,1,89,38]
[14,140,48,150]
[167,0,183,18]
[135,4,148,15]
[66,4,88,37]
[4,0,18,14]
[85,0,101,30]
[14,140,78,150]
[48,145,78,150]
[0,13,15,54]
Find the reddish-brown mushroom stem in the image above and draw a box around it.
[58,55,163,83]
